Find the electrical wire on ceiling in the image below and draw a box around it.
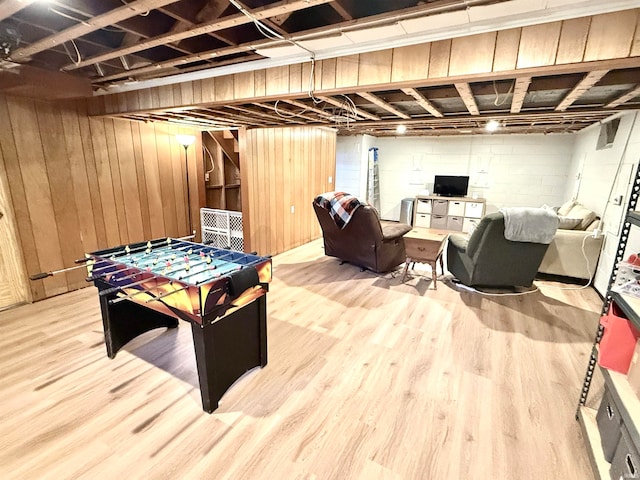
[62,39,82,65]
[49,6,126,33]
[274,100,308,118]
[48,7,91,26]
[329,95,358,130]
[228,0,361,128]
[120,0,150,16]
[493,80,515,106]
[229,0,322,106]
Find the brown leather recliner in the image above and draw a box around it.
[313,202,412,273]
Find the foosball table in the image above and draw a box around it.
[81,237,271,413]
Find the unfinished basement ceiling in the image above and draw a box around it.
[1,0,639,136]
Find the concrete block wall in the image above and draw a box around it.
[341,133,576,221]
[569,111,640,295]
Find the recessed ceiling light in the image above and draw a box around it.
[396,124,407,134]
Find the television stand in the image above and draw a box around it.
[412,195,486,232]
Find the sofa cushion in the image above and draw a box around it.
[566,204,597,230]
[584,218,600,231]
[557,200,576,216]
[558,216,582,229]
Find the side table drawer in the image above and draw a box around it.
[405,239,440,260]
[415,214,431,228]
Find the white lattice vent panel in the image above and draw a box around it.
[200,208,244,251]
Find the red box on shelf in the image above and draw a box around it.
[599,303,640,374]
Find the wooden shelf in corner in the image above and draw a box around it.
[206,185,224,190]
[577,406,610,480]
[225,184,241,188]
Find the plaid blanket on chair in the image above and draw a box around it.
[314,192,366,229]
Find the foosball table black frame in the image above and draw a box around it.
[86,239,271,414]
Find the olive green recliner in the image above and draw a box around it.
[447,212,551,288]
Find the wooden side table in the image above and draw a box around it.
[401,228,450,289]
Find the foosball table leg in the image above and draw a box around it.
[190,295,268,413]
[96,279,178,358]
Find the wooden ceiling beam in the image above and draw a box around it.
[362,124,592,137]
[62,0,334,71]
[93,42,255,84]
[348,109,618,128]
[158,2,234,47]
[510,77,531,114]
[9,0,183,62]
[226,105,298,124]
[454,83,479,115]
[198,109,267,127]
[0,0,38,22]
[605,84,640,108]
[252,102,321,123]
[555,70,609,112]
[357,92,411,119]
[160,113,229,127]
[401,88,443,117]
[231,0,289,36]
[329,2,353,21]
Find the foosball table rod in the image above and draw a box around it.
[108,280,173,305]
[29,262,95,280]
[145,283,200,303]
[98,275,158,296]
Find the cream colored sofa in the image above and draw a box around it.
[538,200,604,280]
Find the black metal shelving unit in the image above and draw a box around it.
[576,163,640,479]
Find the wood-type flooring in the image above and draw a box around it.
[0,239,603,479]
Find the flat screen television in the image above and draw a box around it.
[433,175,469,197]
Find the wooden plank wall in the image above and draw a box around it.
[241,126,336,256]
[87,9,640,116]
[0,93,203,301]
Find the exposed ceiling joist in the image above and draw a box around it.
[3,1,638,138]
[9,0,182,61]
[227,104,298,124]
[199,108,267,126]
[605,84,640,108]
[510,77,531,114]
[61,0,334,72]
[329,2,353,20]
[454,83,479,115]
[556,70,609,112]
[252,102,322,123]
[357,92,410,119]
[401,88,443,117]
